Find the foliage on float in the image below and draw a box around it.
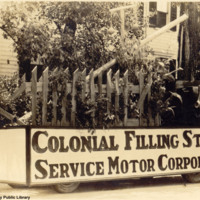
[0,58,182,128]
[0,74,31,127]
[0,2,183,127]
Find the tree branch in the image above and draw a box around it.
[53,21,62,34]
[0,26,18,45]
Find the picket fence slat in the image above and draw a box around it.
[22,74,26,83]
[61,68,69,126]
[155,114,161,126]
[42,67,48,126]
[147,73,154,126]
[114,70,120,125]
[71,69,79,126]
[11,82,26,100]
[89,69,95,102]
[81,69,86,101]
[89,69,95,127]
[11,74,26,100]
[97,71,103,126]
[14,65,160,127]
[137,83,151,109]
[98,71,102,96]
[52,68,59,126]
[52,87,57,126]
[31,67,37,125]
[107,69,112,114]
[123,70,128,126]
[139,70,144,126]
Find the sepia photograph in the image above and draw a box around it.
[0,0,200,199]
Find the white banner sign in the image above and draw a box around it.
[0,128,26,184]
[30,128,200,184]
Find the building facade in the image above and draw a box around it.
[144,2,180,60]
[0,29,18,77]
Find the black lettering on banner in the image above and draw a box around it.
[171,135,179,148]
[109,136,119,151]
[69,163,79,177]
[49,164,59,178]
[175,157,183,170]
[48,137,59,153]
[129,160,138,173]
[121,160,128,174]
[92,136,98,151]
[59,137,69,152]
[191,157,198,169]
[139,160,147,172]
[136,135,148,149]
[35,159,48,179]
[86,162,95,176]
[124,131,135,150]
[70,137,81,152]
[147,159,155,172]
[32,131,48,153]
[193,134,200,147]
[157,135,170,149]
[80,136,118,152]
[183,130,192,147]
[198,157,200,168]
[158,154,167,171]
[60,163,70,178]
[96,162,104,175]
[34,161,106,179]
[108,157,155,174]
[80,163,85,176]
[81,136,92,152]
[108,156,120,174]
[98,136,109,150]
[183,157,190,169]
[168,158,175,170]
[148,135,157,149]
[157,155,200,171]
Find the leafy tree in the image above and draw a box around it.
[2,2,178,128]
[0,2,145,79]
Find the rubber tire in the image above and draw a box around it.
[52,182,80,193]
[182,173,200,183]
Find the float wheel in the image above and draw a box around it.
[182,173,200,183]
[52,182,80,193]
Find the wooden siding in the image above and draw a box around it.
[147,27,178,59]
[0,30,18,77]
